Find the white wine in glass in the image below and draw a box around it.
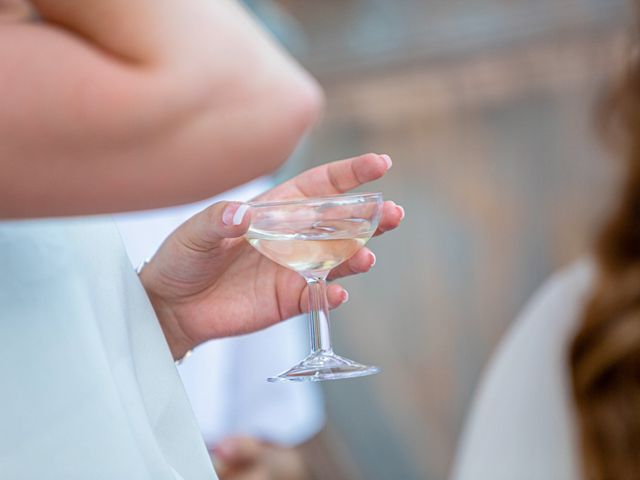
[246,193,383,382]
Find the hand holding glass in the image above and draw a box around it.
[246,192,383,382]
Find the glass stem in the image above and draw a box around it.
[306,276,333,355]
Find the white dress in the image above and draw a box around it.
[0,217,216,480]
[452,260,594,480]
[114,178,325,449]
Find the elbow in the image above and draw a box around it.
[263,74,325,173]
[291,74,325,136]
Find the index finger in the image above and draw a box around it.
[299,153,392,197]
[260,153,392,201]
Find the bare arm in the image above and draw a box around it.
[0,0,323,218]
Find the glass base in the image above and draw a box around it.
[267,350,380,383]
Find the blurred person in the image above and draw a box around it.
[115,177,325,480]
[452,3,640,480]
[0,2,404,480]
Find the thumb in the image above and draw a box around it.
[179,201,251,250]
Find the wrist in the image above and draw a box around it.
[138,264,194,361]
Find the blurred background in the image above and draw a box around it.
[250,0,629,478]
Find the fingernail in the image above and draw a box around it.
[215,442,236,460]
[380,154,392,169]
[369,252,377,267]
[341,290,349,304]
[233,204,250,225]
[222,203,240,226]
[223,203,249,226]
[396,205,405,220]
[213,444,235,460]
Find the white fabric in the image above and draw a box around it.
[114,178,325,449]
[452,260,594,480]
[0,217,216,480]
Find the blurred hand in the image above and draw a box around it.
[140,153,405,358]
[212,436,307,480]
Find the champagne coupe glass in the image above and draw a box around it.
[246,192,383,382]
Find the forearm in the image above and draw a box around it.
[1,1,323,218]
[29,0,194,65]
[30,0,303,76]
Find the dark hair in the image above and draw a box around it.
[569,15,640,479]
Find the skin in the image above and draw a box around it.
[0,0,323,217]
[141,153,404,359]
[213,436,308,480]
[0,3,406,356]
[143,153,404,480]
[1,4,404,477]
